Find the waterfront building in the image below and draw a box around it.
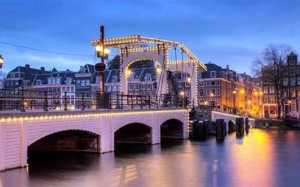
[198,62,259,116]
[262,52,300,118]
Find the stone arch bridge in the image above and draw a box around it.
[0,108,188,171]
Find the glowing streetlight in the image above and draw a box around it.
[0,55,3,68]
[180,91,185,96]
[204,101,208,105]
[240,89,245,94]
[187,75,191,83]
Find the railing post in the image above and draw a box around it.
[116,94,119,109]
[20,87,25,112]
[109,94,112,109]
[148,94,151,109]
[43,90,48,112]
[81,92,85,110]
[121,93,123,109]
[64,91,68,111]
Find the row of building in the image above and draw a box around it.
[1,61,263,116]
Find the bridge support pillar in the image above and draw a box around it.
[0,123,4,171]
[20,121,28,168]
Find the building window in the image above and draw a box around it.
[199,81,204,87]
[269,86,274,93]
[66,77,72,85]
[206,81,210,86]
[181,73,187,79]
[129,84,133,90]
[141,84,146,90]
[206,89,210,96]
[135,84,139,90]
[290,78,296,86]
[263,87,268,94]
[112,75,118,83]
[96,76,100,84]
[147,84,151,90]
[297,77,300,86]
[217,88,220,96]
[211,81,215,86]
[199,88,204,96]
[36,80,42,85]
[86,79,90,86]
[217,81,220,86]
[283,78,288,86]
[81,80,86,87]
[144,73,152,81]
[198,72,203,78]
[211,71,216,78]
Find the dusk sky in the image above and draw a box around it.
[1,0,300,75]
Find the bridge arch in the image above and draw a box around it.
[160,118,184,139]
[114,122,152,144]
[122,55,165,96]
[28,129,100,153]
[27,127,100,148]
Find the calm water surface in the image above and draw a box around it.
[1,129,300,187]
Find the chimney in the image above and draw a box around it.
[226,65,229,70]
[25,64,30,75]
[40,67,45,74]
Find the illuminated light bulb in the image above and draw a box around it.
[104,48,110,54]
[95,45,103,52]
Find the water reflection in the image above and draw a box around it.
[1,129,300,187]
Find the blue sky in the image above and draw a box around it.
[1,0,300,75]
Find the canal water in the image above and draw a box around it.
[1,129,300,187]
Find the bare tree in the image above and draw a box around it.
[0,71,6,89]
[252,44,292,119]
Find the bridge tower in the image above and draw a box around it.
[92,35,206,105]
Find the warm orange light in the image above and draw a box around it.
[210,92,214,97]
[95,45,103,52]
[254,91,258,96]
[233,90,237,94]
[204,101,208,105]
[127,69,132,78]
[240,89,245,94]
[248,100,251,104]
[288,100,292,104]
[187,76,191,83]
[259,91,263,96]
[104,47,110,54]
[156,68,162,75]
[180,91,185,96]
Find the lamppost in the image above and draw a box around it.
[94,26,109,108]
[233,89,237,114]
[180,90,185,107]
[247,100,251,116]
[210,92,215,110]
[94,26,110,94]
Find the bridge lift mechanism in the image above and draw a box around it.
[91,35,207,105]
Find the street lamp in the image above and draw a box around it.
[94,26,110,95]
[0,55,3,68]
[247,100,251,116]
[233,89,237,114]
[187,74,191,83]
